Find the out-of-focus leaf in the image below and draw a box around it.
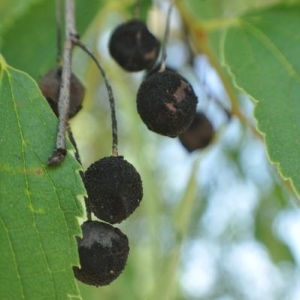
[181,0,282,20]
[0,0,105,80]
[0,56,84,299]
[255,185,294,263]
[0,0,41,34]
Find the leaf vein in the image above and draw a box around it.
[0,217,25,299]
[7,68,57,298]
[241,19,300,83]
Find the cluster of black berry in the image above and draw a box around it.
[39,2,216,289]
[39,62,143,287]
[108,11,215,152]
[39,66,85,118]
[39,64,143,286]
[71,153,143,286]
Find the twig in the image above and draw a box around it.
[73,39,119,157]
[147,0,174,74]
[160,0,174,67]
[198,58,232,120]
[55,0,63,64]
[204,83,232,120]
[48,0,76,166]
[134,0,141,19]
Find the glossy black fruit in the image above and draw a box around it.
[137,70,197,137]
[73,220,129,286]
[84,156,143,224]
[39,67,85,118]
[179,112,214,152]
[108,19,160,72]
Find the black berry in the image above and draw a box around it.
[73,220,129,286]
[137,70,198,137]
[108,19,160,72]
[84,156,143,224]
[39,67,85,118]
[179,112,214,152]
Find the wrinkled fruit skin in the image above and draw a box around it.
[73,220,129,286]
[84,156,143,224]
[109,19,160,72]
[39,67,85,118]
[137,70,198,137]
[179,112,214,152]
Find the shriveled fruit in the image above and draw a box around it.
[179,112,214,152]
[137,70,197,137]
[84,156,143,224]
[109,19,160,72]
[73,220,129,286]
[39,67,85,118]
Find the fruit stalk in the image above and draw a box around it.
[160,1,174,66]
[73,39,119,157]
[134,0,141,19]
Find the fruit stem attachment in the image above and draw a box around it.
[48,0,77,166]
[73,39,119,157]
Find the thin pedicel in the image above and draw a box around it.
[73,39,119,157]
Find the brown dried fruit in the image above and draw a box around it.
[179,112,214,152]
[39,67,85,118]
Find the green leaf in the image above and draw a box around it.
[222,3,300,195]
[0,56,84,299]
[0,0,44,34]
[182,0,282,20]
[0,0,105,80]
